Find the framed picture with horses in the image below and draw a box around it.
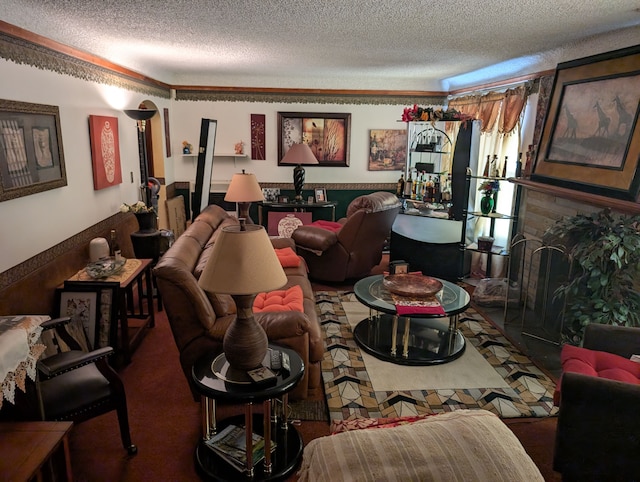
[532,45,640,201]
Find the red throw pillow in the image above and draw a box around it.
[253,285,304,312]
[274,247,301,267]
[309,220,343,232]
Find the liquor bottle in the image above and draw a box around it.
[404,170,413,198]
[492,155,499,177]
[516,152,523,177]
[396,174,405,197]
[414,172,422,200]
[482,155,490,177]
[502,156,508,178]
[433,175,441,203]
[109,229,122,261]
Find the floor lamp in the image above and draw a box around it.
[124,107,156,208]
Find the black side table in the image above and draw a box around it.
[192,344,305,481]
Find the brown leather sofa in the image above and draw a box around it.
[153,204,323,400]
[292,191,401,282]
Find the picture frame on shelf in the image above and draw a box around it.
[88,115,122,190]
[0,99,67,202]
[307,195,314,203]
[315,187,327,202]
[532,45,640,201]
[277,112,350,167]
[277,195,289,203]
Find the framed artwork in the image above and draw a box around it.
[307,195,315,203]
[56,287,100,351]
[277,112,350,167]
[88,115,122,190]
[532,45,640,200]
[0,99,67,202]
[369,129,407,171]
[315,187,327,202]
[277,195,289,203]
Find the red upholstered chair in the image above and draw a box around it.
[291,192,401,282]
[553,323,640,480]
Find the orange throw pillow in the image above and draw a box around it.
[274,247,301,268]
[253,285,304,312]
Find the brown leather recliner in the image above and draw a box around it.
[292,191,401,282]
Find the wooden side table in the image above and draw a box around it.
[65,258,155,365]
[0,421,73,481]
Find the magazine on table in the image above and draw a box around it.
[204,424,276,471]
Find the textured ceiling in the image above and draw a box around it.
[1,0,639,91]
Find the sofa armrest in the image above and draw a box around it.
[270,237,295,250]
[554,371,640,479]
[291,226,338,253]
[583,324,640,358]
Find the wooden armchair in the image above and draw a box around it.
[36,317,137,455]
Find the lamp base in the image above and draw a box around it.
[223,294,268,371]
[293,164,305,201]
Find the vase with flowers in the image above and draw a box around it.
[477,180,500,215]
[120,201,157,232]
[182,140,193,154]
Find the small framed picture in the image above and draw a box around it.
[307,195,315,203]
[315,188,327,202]
[277,195,289,203]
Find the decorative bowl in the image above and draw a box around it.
[383,274,443,298]
[85,257,126,279]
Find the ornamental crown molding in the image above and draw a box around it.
[0,30,171,99]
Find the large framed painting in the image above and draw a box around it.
[368,129,407,171]
[532,45,640,200]
[277,112,350,167]
[0,99,67,202]
[88,115,122,190]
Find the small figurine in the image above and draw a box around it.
[234,141,245,155]
[182,140,193,154]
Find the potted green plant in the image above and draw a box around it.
[544,208,640,344]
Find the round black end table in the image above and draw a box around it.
[192,344,305,481]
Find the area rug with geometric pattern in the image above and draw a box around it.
[315,291,558,422]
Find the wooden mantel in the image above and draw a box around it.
[512,178,640,215]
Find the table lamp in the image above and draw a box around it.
[224,170,264,222]
[280,143,319,201]
[197,222,286,370]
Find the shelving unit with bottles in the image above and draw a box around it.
[390,120,481,281]
[399,121,454,218]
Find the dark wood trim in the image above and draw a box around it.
[512,178,640,214]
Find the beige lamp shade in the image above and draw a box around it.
[198,224,286,295]
[224,170,264,202]
[280,143,319,165]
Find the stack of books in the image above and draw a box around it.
[204,424,276,472]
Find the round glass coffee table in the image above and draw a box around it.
[353,274,470,365]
